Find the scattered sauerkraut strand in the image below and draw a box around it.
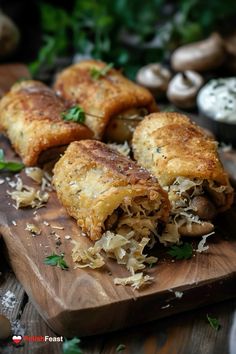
[72,230,157,289]
[196,232,215,253]
[7,176,49,209]
[114,273,154,290]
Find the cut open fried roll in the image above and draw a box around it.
[132,112,234,242]
[0,80,93,166]
[53,140,170,288]
[54,60,158,142]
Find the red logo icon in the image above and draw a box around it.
[12,335,23,344]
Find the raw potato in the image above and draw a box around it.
[0,11,20,57]
[54,60,158,140]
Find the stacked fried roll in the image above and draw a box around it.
[53,140,170,286]
[132,112,234,242]
[0,80,93,166]
[54,60,158,142]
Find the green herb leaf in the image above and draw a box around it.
[63,337,82,354]
[62,106,85,123]
[44,253,69,270]
[116,344,126,352]
[167,243,193,260]
[156,147,161,153]
[90,63,114,80]
[207,314,221,331]
[0,148,24,172]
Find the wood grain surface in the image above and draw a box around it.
[0,134,236,337]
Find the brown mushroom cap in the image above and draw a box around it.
[171,33,226,72]
[0,314,11,339]
[167,70,204,108]
[136,63,171,97]
[0,11,20,58]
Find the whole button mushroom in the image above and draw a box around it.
[0,314,12,339]
[167,70,203,108]
[0,11,20,58]
[136,63,171,98]
[171,33,225,72]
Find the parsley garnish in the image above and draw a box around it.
[207,314,221,331]
[0,148,24,172]
[44,253,69,270]
[90,63,114,80]
[62,106,85,123]
[116,344,126,352]
[156,147,161,153]
[167,242,193,260]
[63,337,82,354]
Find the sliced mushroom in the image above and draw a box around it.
[167,71,203,108]
[171,33,225,72]
[0,11,20,58]
[179,221,214,237]
[190,195,217,220]
[136,63,171,97]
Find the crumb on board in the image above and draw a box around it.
[1,290,17,309]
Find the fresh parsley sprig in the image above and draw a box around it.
[90,63,114,80]
[207,314,221,331]
[44,253,69,270]
[116,344,126,352]
[62,106,85,123]
[63,337,82,354]
[0,148,24,172]
[167,242,193,260]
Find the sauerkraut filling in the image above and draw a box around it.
[160,177,227,244]
[72,196,161,289]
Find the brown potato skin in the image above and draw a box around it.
[0,80,93,166]
[132,112,234,213]
[53,140,170,241]
[53,60,158,139]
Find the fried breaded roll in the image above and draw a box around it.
[54,60,158,142]
[53,140,170,287]
[132,112,234,241]
[0,80,93,166]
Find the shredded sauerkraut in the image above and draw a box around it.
[159,177,225,244]
[7,175,49,209]
[72,196,160,289]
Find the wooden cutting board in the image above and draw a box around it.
[0,135,236,337]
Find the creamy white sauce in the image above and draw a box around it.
[197,77,236,123]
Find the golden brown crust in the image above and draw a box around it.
[132,112,234,211]
[53,60,158,139]
[0,80,93,166]
[53,140,170,240]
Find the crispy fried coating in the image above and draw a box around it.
[53,60,158,139]
[132,112,234,212]
[53,140,170,241]
[0,80,93,166]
